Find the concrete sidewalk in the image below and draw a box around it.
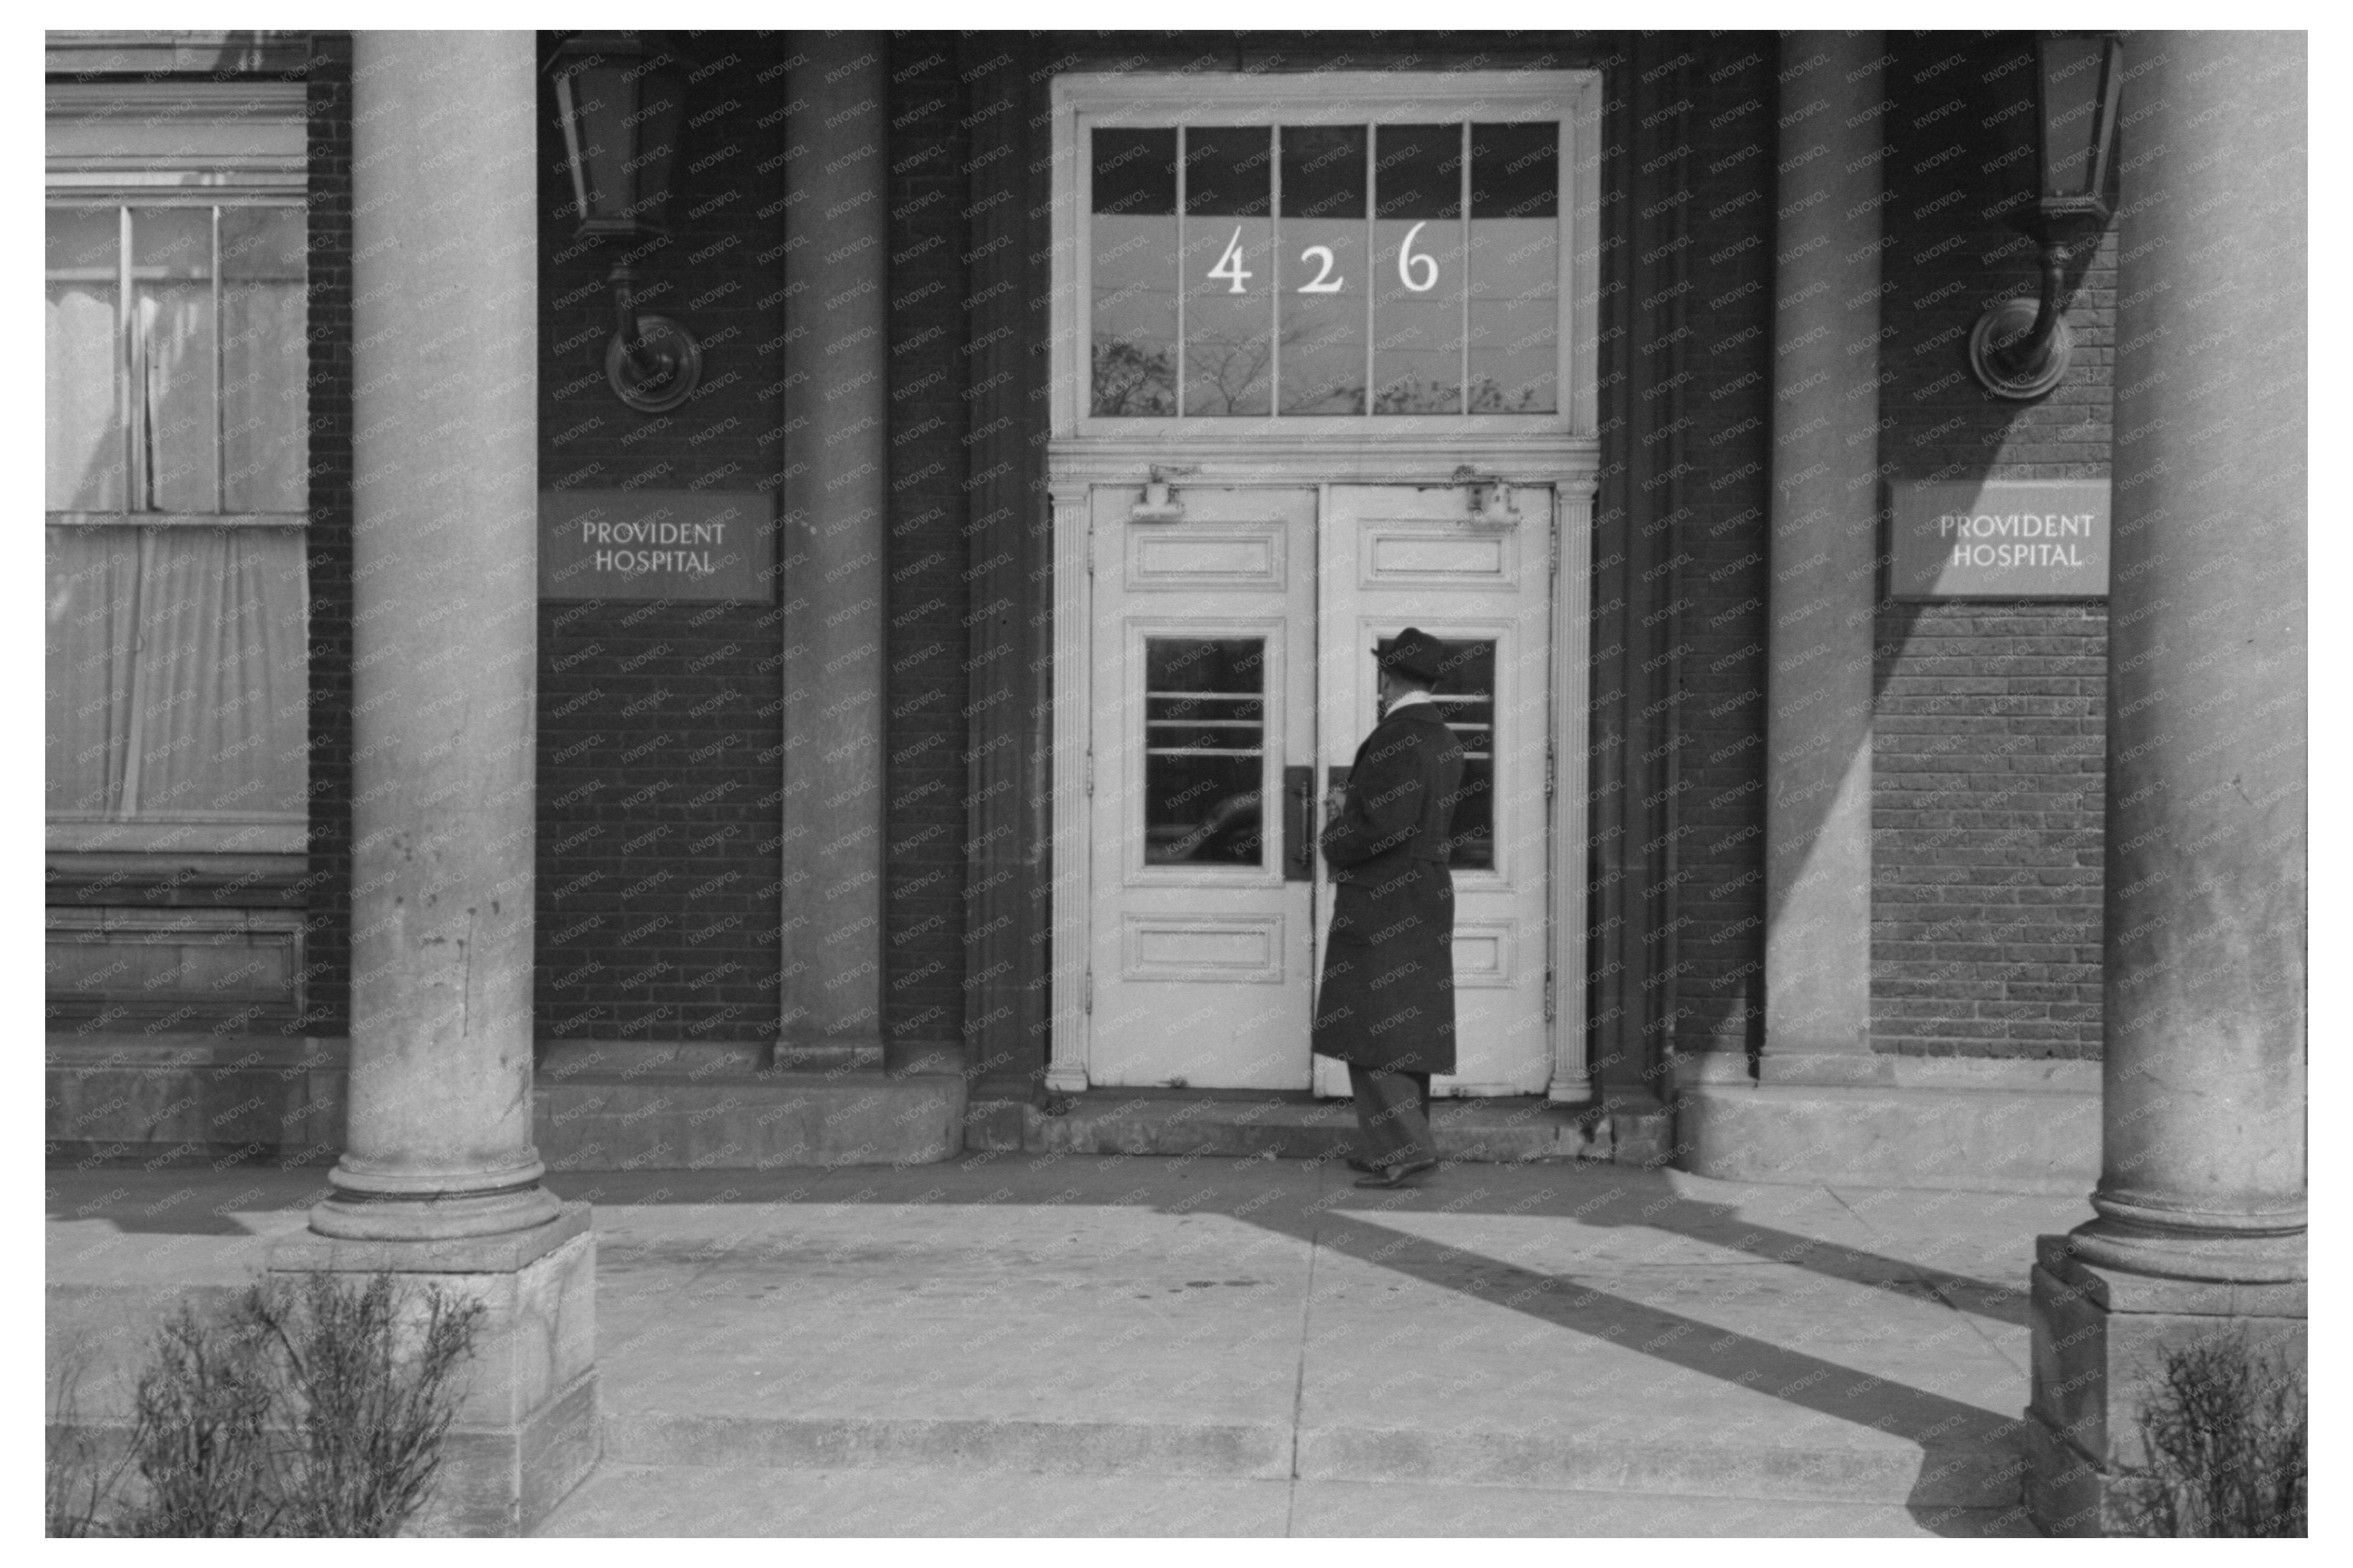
[46,1153,2091,1536]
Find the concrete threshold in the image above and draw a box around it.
[968,1088,1674,1168]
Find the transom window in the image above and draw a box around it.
[1055,73,1596,439]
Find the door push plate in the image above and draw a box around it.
[1284,765,1315,881]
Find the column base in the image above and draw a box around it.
[2024,1234,2307,1537]
[268,1203,599,1536]
[308,1179,564,1241]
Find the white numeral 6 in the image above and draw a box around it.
[1398,220,1439,293]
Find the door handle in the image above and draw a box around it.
[1284,765,1314,882]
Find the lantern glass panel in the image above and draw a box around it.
[2039,37,2108,200]
[573,64,636,226]
[628,82,684,227]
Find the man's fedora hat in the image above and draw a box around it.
[1373,627,1448,685]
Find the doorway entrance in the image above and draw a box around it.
[1074,480,1560,1095]
[1043,68,1603,1101]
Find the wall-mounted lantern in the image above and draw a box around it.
[1967,33,2124,401]
[550,31,703,413]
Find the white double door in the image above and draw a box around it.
[1085,483,1556,1095]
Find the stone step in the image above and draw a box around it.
[966,1090,1674,1168]
[598,1409,2024,1509]
[534,1049,965,1172]
[538,1461,2041,1537]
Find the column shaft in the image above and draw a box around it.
[1761,33,1886,1081]
[317,31,555,1240]
[779,37,889,1063]
[2075,30,2306,1279]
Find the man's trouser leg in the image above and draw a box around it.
[1349,1064,1436,1169]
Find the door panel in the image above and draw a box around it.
[1088,486,1317,1089]
[1084,481,1554,1096]
[1315,484,1554,1096]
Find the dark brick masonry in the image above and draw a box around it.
[1869,35,2111,1058]
[533,42,791,1046]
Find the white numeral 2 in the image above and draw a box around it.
[1207,226,1252,294]
[1296,245,1343,293]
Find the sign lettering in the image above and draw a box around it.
[1888,478,2110,600]
[539,489,778,602]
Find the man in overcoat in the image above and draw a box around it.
[1312,627,1465,1189]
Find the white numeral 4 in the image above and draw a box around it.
[1208,226,1252,294]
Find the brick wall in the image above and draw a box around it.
[1869,35,2111,1058]
[882,37,972,1059]
[533,43,791,1046]
[299,33,356,1037]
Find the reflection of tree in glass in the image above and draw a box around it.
[1371,376,1462,415]
[1184,327,1274,417]
[1370,375,1548,415]
[1092,338,1174,416]
[1467,376,1548,414]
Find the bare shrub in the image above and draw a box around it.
[257,1270,487,1536]
[122,1300,288,1536]
[50,1272,485,1537]
[46,1337,134,1537]
[2123,1334,2307,1537]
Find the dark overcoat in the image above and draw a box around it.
[1310,700,1465,1074]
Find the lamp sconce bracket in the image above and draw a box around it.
[606,314,703,414]
[1967,295,2074,403]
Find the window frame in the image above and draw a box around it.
[46,81,311,856]
[1048,70,1603,446]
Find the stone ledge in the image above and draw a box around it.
[46,1032,348,1166]
[1674,1073,2101,1192]
[603,1410,2022,1507]
[536,1070,965,1171]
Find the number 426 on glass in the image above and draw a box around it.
[1207,223,1439,295]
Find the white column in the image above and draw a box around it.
[2070,29,2306,1282]
[312,30,555,1240]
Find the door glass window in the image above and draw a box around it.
[1087,119,1562,420]
[1468,123,1559,413]
[1277,126,1365,414]
[1378,635,1497,871]
[1181,127,1274,416]
[1091,128,1179,416]
[1371,124,1464,414]
[1143,636,1266,866]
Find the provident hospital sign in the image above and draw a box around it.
[1888,478,2110,600]
[539,489,778,602]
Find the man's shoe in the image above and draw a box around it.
[1353,1158,1438,1189]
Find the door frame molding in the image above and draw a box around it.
[1042,63,1607,1099]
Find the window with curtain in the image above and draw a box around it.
[45,198,309,846]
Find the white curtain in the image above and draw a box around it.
[46,527,308,822]
[45,267,121,511]
[46,203,309,829]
